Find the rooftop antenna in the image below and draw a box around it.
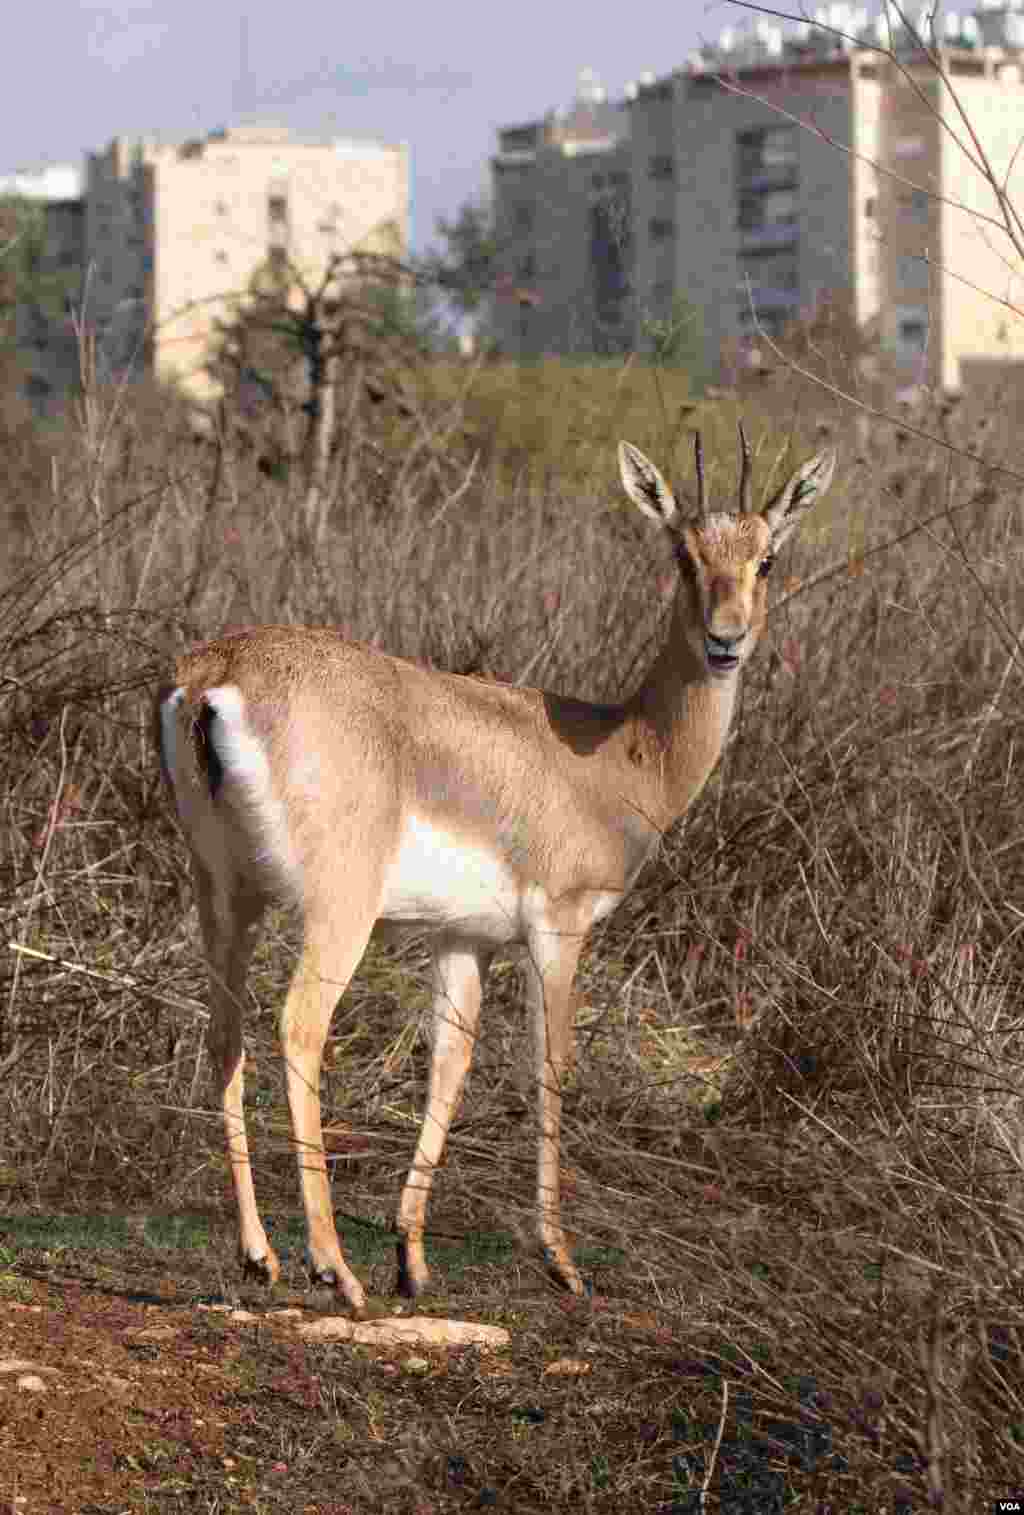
[576,65,603,103]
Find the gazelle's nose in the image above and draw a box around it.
[705,629,746,652]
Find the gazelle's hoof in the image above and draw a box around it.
[395,1237,430,1298]
[351,1298,391,1322]
[240,1246,281,1286]
[540,1242,585,1295]
[303,1246,368,1314]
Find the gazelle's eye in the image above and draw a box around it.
[756,553,775,579]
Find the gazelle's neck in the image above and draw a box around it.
[626,602,740,828]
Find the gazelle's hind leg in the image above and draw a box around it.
[194,864,276,1282]
[395,940,489,1297]
[526,918,585,1295]
[280,904,380,1315]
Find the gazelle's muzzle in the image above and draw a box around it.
[704,629,746,674]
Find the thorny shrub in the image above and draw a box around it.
[2,354,1024,1508]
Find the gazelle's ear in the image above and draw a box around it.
[762,449,837,550]
[618,441,679,529]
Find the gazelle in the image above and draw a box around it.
[157,430,836,1314]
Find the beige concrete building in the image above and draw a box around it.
[87,124,408,396]
[22,124,407,403]
[496,8,1024,390]
[491,70,632,357]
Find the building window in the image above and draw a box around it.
[214,250,228,265]
[893,304,928,354]
[865,197,876,219]
[514,204,533,231]
[649,216,675,242]
[591,172,606,190]
[518,253,536,279]
[760,129,797,169]
[737,126,798,183]
[895,189,930,223]
[591,199,630,315]
[649,154,674,181]
[267,245,288,272]
[214,199,229,216]
[896,253,930,291]
[738,188,797,230]
[268,192,288,252]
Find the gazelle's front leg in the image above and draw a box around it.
[396,941,488,1296]
[526,920,585,1294]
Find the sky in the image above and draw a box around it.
[2,0,734,254]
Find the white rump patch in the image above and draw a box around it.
[203,686,267,789]
[198,684,298,892]
[381,813,522,943]
[159,687,185,788]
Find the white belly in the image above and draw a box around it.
[380,814,524,943]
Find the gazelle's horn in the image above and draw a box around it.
[737,421,753,514]
[694,431,706,517]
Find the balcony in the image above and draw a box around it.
[737,222,799,253]
[736,169,798,195]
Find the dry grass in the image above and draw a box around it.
[2,352,1024,1511]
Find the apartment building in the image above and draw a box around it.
[496,7,1024,392]
[22,123,408,403]
[491,70,632,356]
[0,166,85,410]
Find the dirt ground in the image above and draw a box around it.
[0,1227,757,1515]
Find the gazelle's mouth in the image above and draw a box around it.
[704,638,743,675]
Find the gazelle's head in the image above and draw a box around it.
[619,428,836,680]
